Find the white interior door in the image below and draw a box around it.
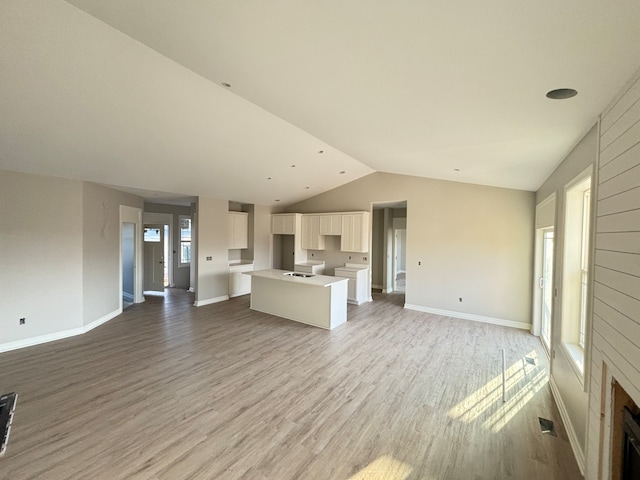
[540,229,554,351]
[144,224,165,292]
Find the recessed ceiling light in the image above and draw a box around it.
[546,88,577,100]
[339,171,346,174]
[221,82,231,88]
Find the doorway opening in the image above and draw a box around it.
[121,222,135,309]
[371,201,407,300]
[540,229,554,352]
[393,228,406,293]
[119,205,143,309]
[143,224,169,294]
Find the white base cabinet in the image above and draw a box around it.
[229,262,253,297]
[294,261,325,275]
[334,264,370,305]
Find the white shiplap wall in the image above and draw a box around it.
[587,69,640,479]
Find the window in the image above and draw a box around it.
[143,227,161,242]
[179,216,191,266]
[579,189,590,348]
[561,172,592,380]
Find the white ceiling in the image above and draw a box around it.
[2,1,640,206]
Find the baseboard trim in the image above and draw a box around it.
[403,304,530,330]
[549,377,586,475]
[0,308,122,353]
[194,295,229,307]
[371,284,383,290]
[84,308,121,333]
[122,292,134,302]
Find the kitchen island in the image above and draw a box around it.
[245,269,348,329]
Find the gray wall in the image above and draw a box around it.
[144,202,192,289]
[195,197,230,304]
[0,171,144,349]
[288,172,535,325]
[535,124,597,456]
[82,182,143,325]
[0,170,84,345]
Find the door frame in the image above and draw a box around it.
[143,212,174,287]
[531,193,556,344]
[119,205,144,311]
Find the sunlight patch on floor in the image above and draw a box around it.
[347,455,414,480]
[447,350,547,431]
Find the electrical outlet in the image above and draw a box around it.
[206,256,212,261]
[418,261,421,265]
[311,253,314,257]
[348,255,351,260]
[19,317,26,325]
[459,297,462,302]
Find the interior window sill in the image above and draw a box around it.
[561,342,585,386]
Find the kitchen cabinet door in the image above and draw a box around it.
[301,215,325,250]
[340,213,369,252]
[228,212,248,249]
[319,214,342,235]
[271,214,296,234]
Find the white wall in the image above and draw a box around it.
[288,172,535,327]
[0,171,83,347]
[194,197,230,305]
[586,67,640,480]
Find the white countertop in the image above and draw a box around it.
[229,260,254,266]
[295,261,325,267]
[246,269,348,287]
[335,263,369,272]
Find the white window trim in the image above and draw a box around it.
[560,166,592,383]
[179,215,192,268]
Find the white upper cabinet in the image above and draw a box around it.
[340,212,370,253]
[228,211,249,249]
[301,215,325,250]
[319,214,342,235]
[271,213,297,235]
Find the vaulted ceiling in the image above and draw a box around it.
[1,1,640,206]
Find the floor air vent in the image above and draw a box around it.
[538,417,556,436]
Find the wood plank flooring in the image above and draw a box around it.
[0,290,583,479]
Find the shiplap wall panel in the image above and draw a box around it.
[594,266,640,300]
[596,209,640,232]
[593,299,640,349]
[597,187,640,215]
[600,100,640,149]
[599,143,640,182]
[591,331,640,402]
[600,76,640,132]
[595,250,640,277]
[598,164,640,199]
[594,282,640,323]
[599,123,640,167]
[595,232,640,254]
[587,67,640,480]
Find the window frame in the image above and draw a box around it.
[179,215,192,267]
[560,168,593,385]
